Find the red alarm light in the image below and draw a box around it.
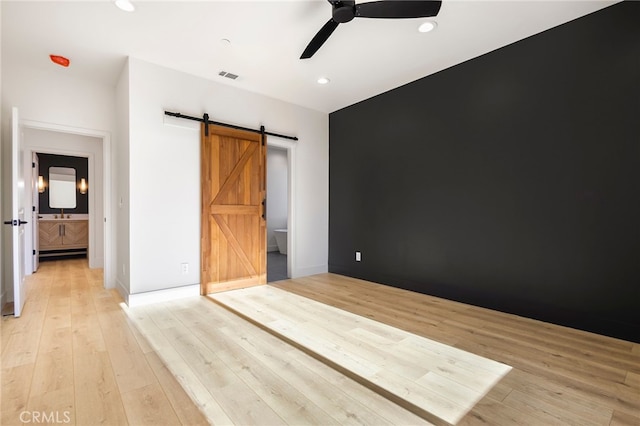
[50,55,70,67]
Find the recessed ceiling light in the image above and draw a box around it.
[317,77,330,85]
[220,38,231,46]
[418,21,437,33]
[115,0,135,12]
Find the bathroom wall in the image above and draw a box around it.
[38,153,89,214]
[267,147,288,252]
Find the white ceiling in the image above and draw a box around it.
[1,0,617,113]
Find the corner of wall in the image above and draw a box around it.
[115,57,131,296]
[115,278,129,305]
[292,264,328,279]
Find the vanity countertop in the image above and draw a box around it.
[39,214,89,221]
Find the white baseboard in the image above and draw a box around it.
[292,264,328,279]
[127,284,200,307]
[116,279,129,304]
[267,245,279,252]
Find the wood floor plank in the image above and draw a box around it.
[213,325,414,426]
[120,383,181,426]
[500,369,614,424]
[458,396,556,426]
[73,351,129,426]
[71,311,107,354]
[171,307,338,425]
[29,340,73,398]
[1,363,35,425]
[609,410,640,426]
[127,306,235,424]
[96,309,158,394]
[144,351,210,426]
[26,386,75,426]
[1,317,44,369]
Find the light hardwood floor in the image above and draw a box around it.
[273,274,640,426]
[2,261,639,425]
[1,260,429,426]
[1,259,208,426]
[123,290,431,425]
[210,285,512,425]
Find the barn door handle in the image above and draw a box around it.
[262,199,266,220]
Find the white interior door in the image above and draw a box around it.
[32,152,40,272]
[11,107,27,316]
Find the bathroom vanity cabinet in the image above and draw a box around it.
[39,219,88,256]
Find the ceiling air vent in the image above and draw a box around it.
[218,71,239,80]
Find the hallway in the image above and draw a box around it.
[0,260,207,425]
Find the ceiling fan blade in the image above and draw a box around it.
[300,19,340,59]
[355,0,442,19]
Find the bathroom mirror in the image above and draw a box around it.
[49,166,77,209]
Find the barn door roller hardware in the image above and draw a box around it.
[164,111,298,141]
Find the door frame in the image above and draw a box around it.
[9,107,26,316]
[32,152,39,272]
[267,137,296,279]
[20,119,113,288]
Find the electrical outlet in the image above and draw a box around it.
[355,251,361,262]
[181,263,189,274]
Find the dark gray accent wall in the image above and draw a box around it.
[329,2,640,342]
[38,153,89,214]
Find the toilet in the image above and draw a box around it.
[273,229,288,255]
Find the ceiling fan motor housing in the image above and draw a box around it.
[332,2,356,23]
[301,0,442,59]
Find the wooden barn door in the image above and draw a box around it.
[201,124,266,295]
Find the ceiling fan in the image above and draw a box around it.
[300,0,442,59]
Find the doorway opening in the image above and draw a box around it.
[20,120,112,287]
[266,146,288,282]
[36,153,90,263]
[266,139,295,282]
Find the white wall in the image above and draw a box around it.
[1,55,328,304]
[1,61,117,295]
[267,147,288,252]
[22,129,104,271]
[127,58,328,295]
[115,60,131,297]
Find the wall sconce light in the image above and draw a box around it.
[38,175,45,193]
[79,178,88,195]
